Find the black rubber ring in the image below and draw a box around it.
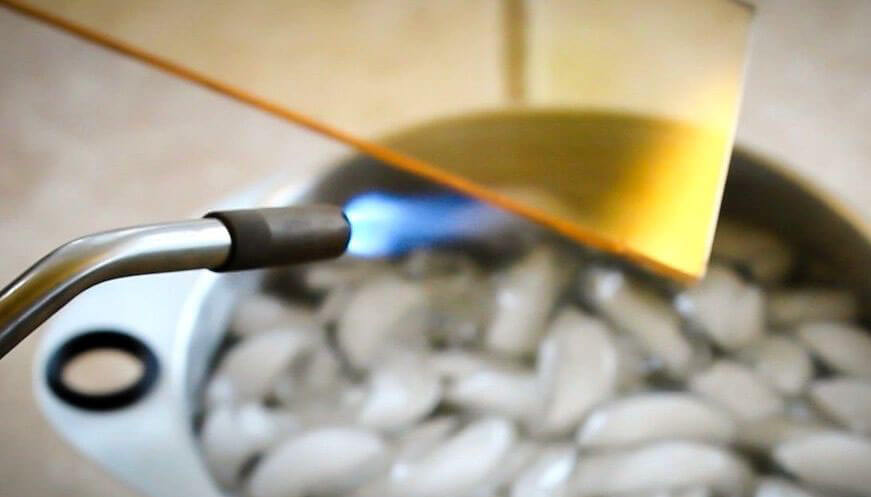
[45,330,160,411]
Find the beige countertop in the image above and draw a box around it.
[0,1,868,495]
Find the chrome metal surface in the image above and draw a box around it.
[0,219,231,357]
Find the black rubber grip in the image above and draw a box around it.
[205,205,351,272]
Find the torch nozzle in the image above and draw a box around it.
[0,205,350,358]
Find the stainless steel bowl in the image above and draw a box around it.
[34,145,871,497]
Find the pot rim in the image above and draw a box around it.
[33,144,871,497]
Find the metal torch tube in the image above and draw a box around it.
[0,219,232,358]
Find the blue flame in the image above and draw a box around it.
[343,191,510,257]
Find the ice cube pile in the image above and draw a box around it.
[198,220,870,497]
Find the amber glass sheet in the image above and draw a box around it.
[4,0,752,281]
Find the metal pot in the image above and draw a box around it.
[33,143,871,497]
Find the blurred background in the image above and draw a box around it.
[0,0,868,495]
